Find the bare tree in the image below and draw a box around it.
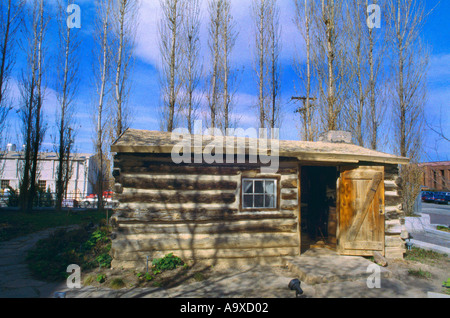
[343,0,387,149]
[311,0,352,132]
[218,0,237,130]
[0,0,24,148]
[54,0,80,211]
[385,0,431,219]
[426,105,450,145]
[181,0,202,133]
[345,0,367,146]
[366,0,387,150]
[93,0,113,210]
[111,0,139,140]
[267,0,281,129]
[386,0,429,160]
[18,0,48,212]
[252,0,270,129]
[159,0,185,132]
[206,0,222,130]
[293,0,317,141]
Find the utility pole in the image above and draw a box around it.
[292,96,317,141]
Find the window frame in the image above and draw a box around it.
[240,177,280,211]
[38,180,47,191]
[1,180,10,189]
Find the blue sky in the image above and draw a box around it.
[5,0,450,162]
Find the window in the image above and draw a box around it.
[1,180,10,189]
[38,180,46,191]
[242,178,277,209]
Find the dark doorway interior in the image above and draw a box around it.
[300,166,338,253]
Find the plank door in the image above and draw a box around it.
[337,166,385,256]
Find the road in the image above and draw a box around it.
[420,202,450,226]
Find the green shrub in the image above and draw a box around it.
[443,278,450,288]
[136,272,154,281]
[96,274,106,283]
[26,226,112,281]
[152,253,184,272]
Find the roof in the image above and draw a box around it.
[0,151,92,161]
[111,129,410,165]
[418,161,450,167]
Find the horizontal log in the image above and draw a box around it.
[118,189,237,204]
[116,202,238,212]
[384,236,405,248]
[280,199,298,210]
[384,180,399,191]
[384,246,406,259]
[115,162,297,176]
[111,247,298,264]
[385,220,402,235]
[115,153,299,166]
[385,193,402,206]
[281,178,298,189]
[111,209,296,224]
[385,207,405,221]
[281,191,298,200]
[115,218,298,235]
[120,175,238,191]
[111,232,299,252]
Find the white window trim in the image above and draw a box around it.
[241,178,277,209]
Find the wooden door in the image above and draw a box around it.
[337,166,385,256]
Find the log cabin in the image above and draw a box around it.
[109,129,410,269]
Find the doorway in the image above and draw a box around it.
[300,166,338,253]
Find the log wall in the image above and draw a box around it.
[110,153,300,270]
[383,164,407,259]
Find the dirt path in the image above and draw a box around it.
[0,226,76,298]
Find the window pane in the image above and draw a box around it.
[265,195,275,208]
[264,181,275,194]
[254,195,264,207]
[254,181,264,193]
[243,195,253,208]
[243,180,253,194]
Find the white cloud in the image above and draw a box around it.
[428,54,450,83]
[134,0,304,68]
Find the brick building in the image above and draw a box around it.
[418,161,450,191]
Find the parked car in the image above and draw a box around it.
[80,191,119,209]
[421,191,435,203]
[445,194,450,204]
[433,192,447,204]
[80,194,98,208]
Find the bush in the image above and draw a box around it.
[152,253,184,272]
[26,225,112,282]
[6,187,19,207]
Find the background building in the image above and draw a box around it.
[418,161,450,191]
[0,145,93,200]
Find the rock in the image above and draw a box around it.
[373,251,388,267]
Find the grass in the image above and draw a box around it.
[437,226,450,233]
[109,278,126,289]
[408,268,432,279]
[0,208,109,242]
[26,223,112,282]
[405,247,448,265]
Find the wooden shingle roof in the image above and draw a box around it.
[111,129,409,165]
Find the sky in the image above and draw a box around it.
[5,0,450,162]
